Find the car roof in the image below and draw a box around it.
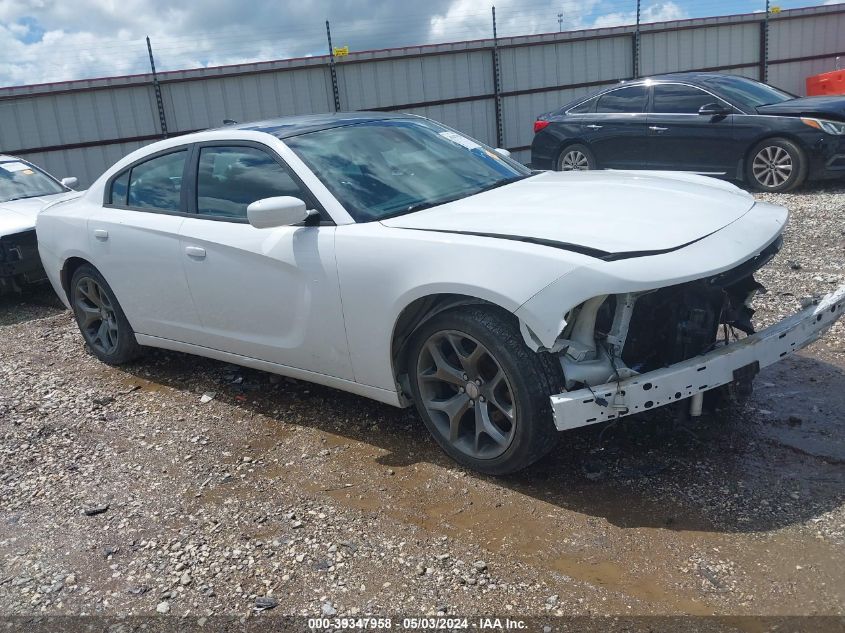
[221,111,412,139]
[0,154,21,162]
[621,72,742,85]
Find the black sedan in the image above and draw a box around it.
[530,72,845,192]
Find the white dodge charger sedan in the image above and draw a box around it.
[37,113,845,474]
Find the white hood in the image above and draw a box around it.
[0,192,79,236]
[381,170,756,256]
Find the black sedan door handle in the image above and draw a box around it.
[585,124,603,129]
[649,126,668,132]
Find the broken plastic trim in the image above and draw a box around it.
[397,227,716,261]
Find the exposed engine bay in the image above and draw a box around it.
[0,229,47,294]
[555,236,783,393]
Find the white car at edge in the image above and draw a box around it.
[36,113,845,474]
[0,155,77,293]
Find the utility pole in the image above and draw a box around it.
[491,6,504,149]
[558,12,564,32]
[146,36,168,138]
[326,20,342,112]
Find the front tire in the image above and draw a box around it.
[70,264,141,365]
[407,306,563,475]
[557,143,596,171]
[746,138,807,192]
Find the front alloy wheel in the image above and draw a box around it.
[407,306,563,475]
[416,330,516,460]
[747,138,807,192]
[752,146,793,189]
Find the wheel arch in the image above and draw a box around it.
[60,256,93,302]
[390,293,503,401]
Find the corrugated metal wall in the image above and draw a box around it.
[1,4,843,185]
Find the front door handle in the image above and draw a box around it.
[585,124,603,129]
[649,126,668,132]
[93,229,109,240]
[185,246,206,259]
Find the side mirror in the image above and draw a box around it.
[493,148,512,158]
[698,103,732,116]
[247,196,310,229]
[61,177,78,189]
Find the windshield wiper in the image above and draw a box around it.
[379,175,531,220]
[380,193,471,219]
[473,174,530,194]
[4,194,43,202]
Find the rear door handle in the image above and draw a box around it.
[585,124,603,129]
[649,126,668,132]
[185,246,206,259]
[93,229,109,240]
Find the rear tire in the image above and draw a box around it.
[70,264,141,365]
[746,137,807,192]
[407,305,563,475]
[556,143,596,171]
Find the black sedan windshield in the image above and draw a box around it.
[285,119,530,222]
[0,160,66,203]
[702,76,794,109]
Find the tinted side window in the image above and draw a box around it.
[595,86,647,113]
[653,84,718,114]
[196,146,308,220]
[110,170,129,205]
[127,151,187,212]
[568,97,597,114]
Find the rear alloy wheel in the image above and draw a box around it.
[70,264,141,365]
[408,306,563,475]
[557,144,595,171]
[747,138,807,192]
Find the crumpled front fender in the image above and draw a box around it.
[515,201,788,350]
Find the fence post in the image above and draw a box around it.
[491,6,504,149]
[146,37,168,139]
[760,0,770,82]
[326,20,342,112]
[633,0,641,78]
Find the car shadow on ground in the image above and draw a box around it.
[0,284,65,326]
[112,345,845,536]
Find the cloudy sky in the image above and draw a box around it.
[0,0,839,88]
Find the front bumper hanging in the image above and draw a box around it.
[550,283,845,431]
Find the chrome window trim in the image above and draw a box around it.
[563,82,649,115]
[649,82,742,116]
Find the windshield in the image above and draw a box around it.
[0,160,66,203]
[284,119,531,222]
[702,75,795,109]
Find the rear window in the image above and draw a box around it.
[595,86,648,114]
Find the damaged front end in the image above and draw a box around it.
[0,229,47,294]
[547,236,845,430]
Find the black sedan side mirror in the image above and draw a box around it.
[698,102,732,116]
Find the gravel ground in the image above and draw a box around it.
[0,181,843,623]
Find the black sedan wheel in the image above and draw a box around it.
[70,264,141,364]
[407,306,563,475]
[557,144,596,171]
[747,138,807,192]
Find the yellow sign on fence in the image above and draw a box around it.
[770,6,781,13]
[333,46,349,57]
